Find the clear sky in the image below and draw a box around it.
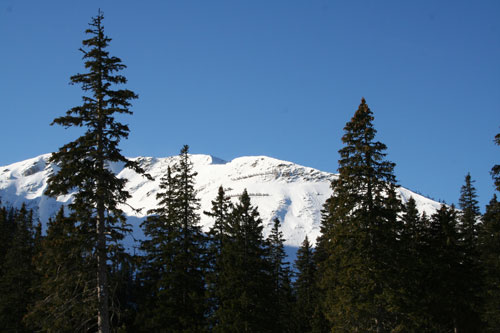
[1,0,499,210]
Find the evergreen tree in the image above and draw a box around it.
[317,98,401,331]
[205,186,232,253]
[456,173,482,331]
[423,204,466,331]
[108,248,139,331]
[479,195,500,331]
[137,146,206,332]
[45,11,147,332]
[459,173,481,242]
[400,197,422,245]
[392,197,434,331]
[293,236,318,333]
[136,166,179,330]
[204,186,232,327]
[310,203,334,333]
[25,207,96,332]
[0,203,14,278]
[0,204,37,332]
[213,190,273,332]
[170,145,207,331]
[491,130,500,192]
[267,218,294,332]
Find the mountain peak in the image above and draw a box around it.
[0,153,442,250]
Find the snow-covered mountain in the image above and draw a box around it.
[0,153,441,249]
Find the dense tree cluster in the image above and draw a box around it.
[1,12,500,333]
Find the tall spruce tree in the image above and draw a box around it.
[45,11,147,333]
[317,98,401,331]
[213,190,273,332]
[479,194,500,331]
[170,145,207,330]
[137,146,206,331]
[479,126,500,330]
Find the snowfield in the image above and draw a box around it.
[0,153,442,250]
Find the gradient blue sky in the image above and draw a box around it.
[1,0,499,209]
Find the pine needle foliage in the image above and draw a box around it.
[459,173,481,241]
[25,207,96,332]
[213,190,273,332]
[44,11,147,332]
[317,98,401,331]
[204,186,232,327]
[491,131,500,192]
[267,218,294,332]
[392,197,430,331]
[456,173,483,330]
[0,204,37,332]
[137,145,207,332]
[479,195,500,331]
[423,205,463,331]
[293,236,318,333]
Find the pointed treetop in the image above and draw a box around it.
[492,129,500,192]
[348,97,374,129]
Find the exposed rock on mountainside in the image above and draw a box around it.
[0,153,441,248]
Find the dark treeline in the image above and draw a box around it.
[1,12,500,333]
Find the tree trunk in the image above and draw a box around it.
[97,204,110,333]
[96,89,110,332]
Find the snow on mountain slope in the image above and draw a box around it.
[0,153,442,248]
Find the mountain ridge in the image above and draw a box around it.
[0,153,442,248]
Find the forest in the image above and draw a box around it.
[1,12,499,333]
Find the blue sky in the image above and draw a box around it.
[1,0,499,209]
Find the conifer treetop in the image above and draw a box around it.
[492,129,500,192]
[46,10,148,216]
[333,98,398,213]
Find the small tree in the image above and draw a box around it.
[293,236,317,332]
[267,218,294,332]
[205,186,232,253]
[459,173,481,241]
